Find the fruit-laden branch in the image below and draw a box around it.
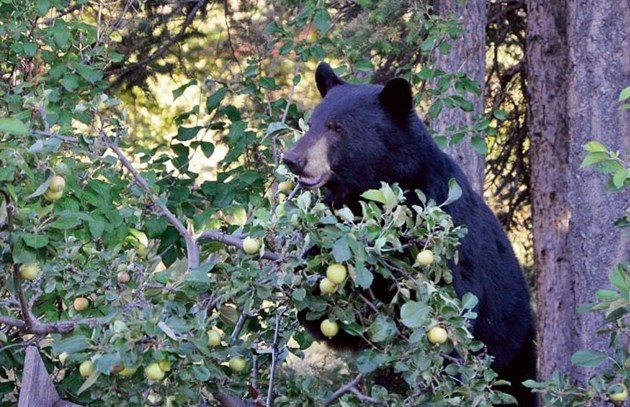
[100,127,284,266]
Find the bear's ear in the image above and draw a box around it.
[316,62,344,97]
[379,78,413,118]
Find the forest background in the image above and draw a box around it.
[0,0,629,406]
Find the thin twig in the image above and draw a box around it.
[323,373,365,406]
[266,309,285,406]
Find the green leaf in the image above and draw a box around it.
[471,136,487,155]
[443,178,462,206]
[352,262,373,289]
[173,79,197,100]
[332,236,352,263]
[400,301,430,328]
[461,292,478,311]
[571,350,606,367]
[427,99,443,119]
[20,233,49,249]
[192,365,211,381]
[367,315,397,343]
[88,217,105,239]
[177,126,202,142]
[360,189,386,205]
[52,335,89,354]
[450,95,474,112]
[583,141,609,153]
[356,350,385,374]
[619,86,630,101]
[50,213,82,230]
[206,87,228,114]
[610,265,630,293]
[580,152,608,168]
[0,117,29,135]
[493,109,508,121]
[313,8,331,33]
[612,168,629,189]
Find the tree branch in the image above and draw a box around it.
[105,0,211,79]
[323,373,366,406]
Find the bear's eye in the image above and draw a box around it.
[328,122,343,134]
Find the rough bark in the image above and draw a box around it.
[527,0,630,383]
[433,0,487,194]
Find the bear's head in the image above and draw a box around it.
[283,62,431,208]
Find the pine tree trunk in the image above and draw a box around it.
[527,0,630,383]
[433,0,486,194]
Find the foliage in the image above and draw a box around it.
[0,1,517,406]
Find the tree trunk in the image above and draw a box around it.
[432,0,487,194]
[527,0,630,384]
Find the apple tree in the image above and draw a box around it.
[1,1,513,406]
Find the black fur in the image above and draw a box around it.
[286,62,537,406]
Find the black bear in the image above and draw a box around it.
[283,62,537,406]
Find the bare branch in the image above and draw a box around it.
[323,373,366,406]
[266,309,285,406]
[105,0,211,79]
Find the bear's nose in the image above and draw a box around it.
[283,151,304,175]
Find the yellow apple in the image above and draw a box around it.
[73,297,89,312]
[278,180,294,193]
[48,175,66,192]
[427,326,448,344]
[242,237,260,254]
[326,264,347,285]
[416,249,435,267]
[19,263,40,280]
[79,360,93,378]
[118,366,137,377]
[320,319,339,338]
[319,278,338,295]
[158,359,171,372]
[44,189,63,201]
[229,356,246,372]
[145,362,165,381]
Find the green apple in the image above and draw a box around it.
[19,263,40,280]
[229,356,246,372]
[242,237,260,254]
[207,329,222,346]
[319,278,338,295]
[145,362,165,381]
[416,249,434,267]
[44,189,63,201]
[427,326,448,344]
[118,366,137,377]
[320,319,339,338]
[79,360,93,378]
